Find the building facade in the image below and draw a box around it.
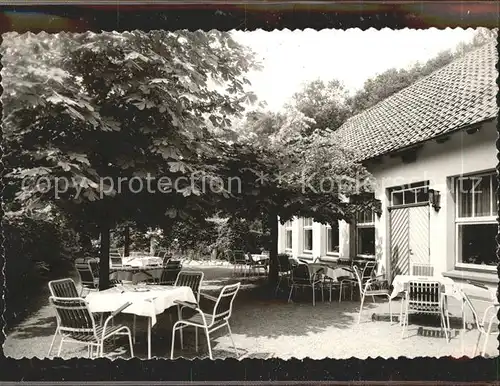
[278,42,498,289]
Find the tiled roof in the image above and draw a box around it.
[335,42,498,161]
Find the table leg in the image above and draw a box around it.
[148,317,152,359]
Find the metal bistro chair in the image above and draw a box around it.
[75,260,99,296]
[460,285,499,357]
[339,260,376,302]
[171,282,241,359]
[288,263,324,306]
[173,271,205,350]
[232,250,249,277]
[354,265,393,324]
[110,255,123,269]
[162,253,173,267]
[401,280,448,340]
[157,260,183,285]
[275,254,294,295]
[48,296,134,358]
[410,262,434,277]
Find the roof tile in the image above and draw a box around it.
[336,42,498,160]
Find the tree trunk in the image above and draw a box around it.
[99,221,111,291]
[267,210,279,286]
[123,225,130,257]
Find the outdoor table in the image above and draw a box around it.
[86,284,196,359]
[249,254,269,262]
[307,263,354,281]
[389,275,487,340]
[110,266,164,283]
[123,256,163,268]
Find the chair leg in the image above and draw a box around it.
[288,285,294,303]
[401,298,410,338]
[312,285,315,306]
[195,327,199,352]
[48,330,58,357]
[170,323,178,359]
[387,296,393,324]
[357,292,366,324]
[127,329,134,358]
[339,283,343,303]
[205,328,213,360]
[227,324,238,357]
[57,336,65,357]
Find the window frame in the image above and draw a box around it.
[355,210,375,258]
[454,171,497,270]
[302,218,313,254]
[284,220,293,252]
[325,222,340,256]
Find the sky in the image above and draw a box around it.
[232,28,477,112]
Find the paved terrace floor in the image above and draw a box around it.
[3,264,498,360]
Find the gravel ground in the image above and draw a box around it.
[3,265,498,360]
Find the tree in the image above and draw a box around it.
[290,79,350,134]
[3,30,260,289]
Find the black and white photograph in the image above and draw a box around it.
[2,26,498,361]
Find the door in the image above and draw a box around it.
[390,205,430,277]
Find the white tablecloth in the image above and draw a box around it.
[86,285,196,326]
[110,268,164,283]
[390,275,461,300]
[123,256,162,268]
[307,264,354,281]
[249,254,269,262]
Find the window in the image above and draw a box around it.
[326,222,340,255]
[285,220,293,251]
[390,181,430,207]
[303,218,313,253]
[356,210,375,257]
[456,172,497,267]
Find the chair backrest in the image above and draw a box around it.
[277,254,292,273]
[233,250,246,264]
[159,260,183,284]
[75,262,96,287]
[290,263,313,283]
[352,266,365,293]
[407,280,441,312]
[48,278,79,298]
[212,282,241,324]
[162,253,173,267]
[174,271,204,302]
[110,256,123,268]
[88,259,100,279]
[362,261,377,280]
[49,296,98,340]
[411,263,434,277]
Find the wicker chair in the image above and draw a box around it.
[287,263,324,306]
[48,296,134,358]
[171,282,241,359]
[401,280,447,340]
[353,266,393,324]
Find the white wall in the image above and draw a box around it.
[277,121,497,277]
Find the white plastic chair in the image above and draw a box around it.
[401,280,448,340]
[170,282,241,359]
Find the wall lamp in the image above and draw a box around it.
[428,189,441,212]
